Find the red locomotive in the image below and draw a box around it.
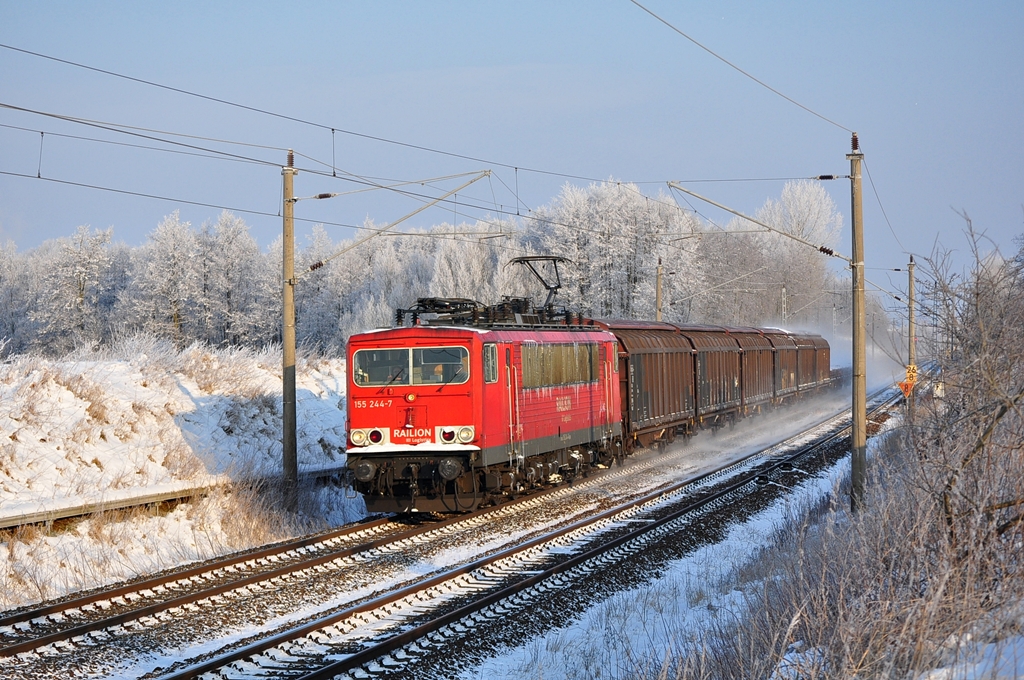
[345,296,832,514]
[347,311,622,513]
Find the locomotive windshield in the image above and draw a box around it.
[352,346,469,386]
[352,348,410,386]
[412,347,469,384]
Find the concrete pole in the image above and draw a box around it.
[282,150,298,512]
[782,283,788,324]
[656,258,663,322]
[908,255,916,415]
[848,134,867,512]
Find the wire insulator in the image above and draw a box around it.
[816,175,836,181]
[851,133,859,152]
[308,261,324,271]
[819,246,835,256]
[316,193,333,199]
[287,149,294,167]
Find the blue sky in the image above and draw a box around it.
[1,1,1022,290]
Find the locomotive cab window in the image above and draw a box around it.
[483,343,498,383]
[352,346,469,386]
[412,346,470,385]
[352,349,410,386]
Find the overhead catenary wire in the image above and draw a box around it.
[667,181,851,263]
[6,45,897,303]
[628,1,854,134]
[1,45,877,263]
[862,158,908,254]
[669,267,767,305]
[0,168,531,258]
[0,164,708,272]
[2,94,834,241]
[0,99,645,222]
[2,103,516,217]
[0,121,764,262]
[0,43,829,195]
[0,101,283,168]
[293,170,492,278]
[0,121,274,167]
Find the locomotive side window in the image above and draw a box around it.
[412,346,470,385]
[521,343,599,388]
[483,344,498,383]
[352,349,410,386]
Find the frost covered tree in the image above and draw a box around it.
[98,240,134,342]
[0,240,40,356]
[33,225,113,353]
[524,181,700,319]
[295,225,353,351]
[428,222,503,303]
[121,211,200,347]
[754,180,843,326]
[686,180,844,328]
[195,211,275,347]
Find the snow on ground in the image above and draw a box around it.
[0,338,365,609]
[462,423,878,680]
[464,406,1024,680]
[7,339,1006,678]
[912,633,1024,680]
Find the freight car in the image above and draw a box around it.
[345,297,832,513]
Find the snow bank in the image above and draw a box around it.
[0,340,364,609]
[0,343,347,521]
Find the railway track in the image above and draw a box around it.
[0,440,688,675]
[173,389,898,680]
[0,390,895,679]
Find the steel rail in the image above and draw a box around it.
[0,480,575,657]
[299,388,901,679]
[0,516,394,656]
[158,387,898,680]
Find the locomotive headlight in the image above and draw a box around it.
[350,429,367,446]
[368,428,385,444]
[353,459,377,482]
[437,457,462,481]
[440,427,456,443]
[457,426,475,443]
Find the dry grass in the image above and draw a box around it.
[180,343,274,399]
[636,228,1024,680]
